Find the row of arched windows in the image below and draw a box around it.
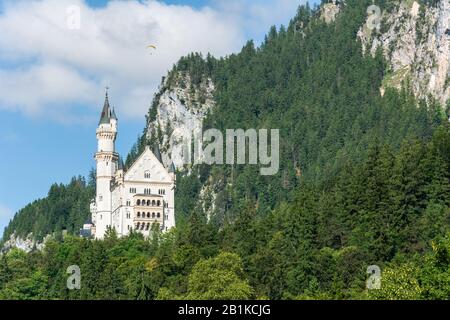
[136,212,161,219]
[136,199,161,207]
[135,222,151,231]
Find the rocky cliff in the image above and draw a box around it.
[147,0,449,175]
[146,70,215,170]
[358,0,449,106]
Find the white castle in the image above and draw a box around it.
[84,91,176,239]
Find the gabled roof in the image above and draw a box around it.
[124,146,172,182]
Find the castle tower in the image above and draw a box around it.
[94,90,119,238]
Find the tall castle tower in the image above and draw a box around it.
[94,90,119,237]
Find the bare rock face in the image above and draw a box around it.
[320,0,344,24]
[358,0,449,106]
[1,233,49,253]
[146,72,215,170]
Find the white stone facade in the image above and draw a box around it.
[90,93,176,239]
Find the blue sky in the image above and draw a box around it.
[0,0,319,237]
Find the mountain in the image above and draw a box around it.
[1,0,449,300]
[142,0,448,224]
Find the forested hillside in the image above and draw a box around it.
[1,0,449,300]
[0,125,449,299]
[1,175,95,247]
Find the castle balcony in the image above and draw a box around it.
[132,194,164,231]
[133,194,164,209]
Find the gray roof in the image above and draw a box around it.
[169,162,176,173]
[98,92,111,125]
[80,228,92,238]
[111,107,118,120]
[153,144,162,163]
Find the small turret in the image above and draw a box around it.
[168,162,175,173]
[168,161,176,181]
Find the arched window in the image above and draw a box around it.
[147,212,150,218]
[147,200,151,206]
[142,199,146,205]
[157,212,161,218]
[152,212,155,218]
[137,212,141,218]
[136,222,140,230]
[146,223,150,230]
[152,200,156,206]
[136,199,141,206]
[141,223,145,230]
[157,200,161,206]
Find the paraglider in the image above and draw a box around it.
[146,44,157,54]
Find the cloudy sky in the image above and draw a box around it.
[0,0,319,237]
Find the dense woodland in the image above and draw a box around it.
[1,0,449,299]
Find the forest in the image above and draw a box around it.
[1,0,449,299]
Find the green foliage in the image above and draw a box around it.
[1,1,449,300]
[185,252,253,300]
[2,176,94,243]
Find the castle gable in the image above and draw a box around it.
[124,147,172,183]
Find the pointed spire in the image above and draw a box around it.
[153,144,162,163]
[111,107,118,120]
[118,156,125,170]
[99,89,111,125]
[168,161,176,173]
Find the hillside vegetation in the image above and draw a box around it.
[1,0,449,300]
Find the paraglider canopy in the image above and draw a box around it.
[146,44,157,55]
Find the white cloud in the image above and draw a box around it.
[0,0,308,122]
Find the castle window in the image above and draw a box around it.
[147,212,150,218]
[144,188,151,195]
[129,188,136,194]
[146,223,150,231]
[126,200,131,206]
[152,200,156,206]
[137,212,141,218]
[141,224,145,230]
[145,172,151,179]
[152,212,155,218]
[136,222,140,230]
[136,199,141,206]
[126,212,130,219]
[157,200,161,206]
[157,212,161,218]
[147,200,151,206]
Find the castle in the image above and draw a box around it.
[84,91,176,239]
